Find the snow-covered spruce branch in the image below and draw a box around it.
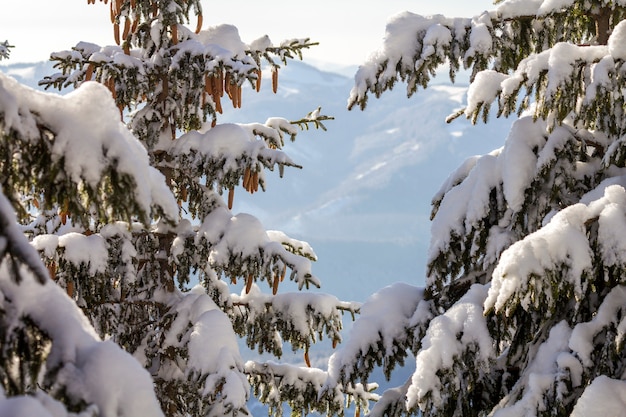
[0,72,177,225]
[366,377,414,417]
[348,2,626,111]
[245,360,378,417]
[141,286,251,417]
[406,285,496,416]
[162,122,301,207]
[171,209,321,293]
[329,284,429,386]
[451,30,626,137]
[162,114,332,219]
[485,179,626,318]
[230,287,360,357]
[426,116,601,295]
[0,261,164,416]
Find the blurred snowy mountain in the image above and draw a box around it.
[0,59,513,303]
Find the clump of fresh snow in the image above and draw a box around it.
[197,24,247,57]
[466,13,493,58]
[421,24,452,59]
[169,123,296,174]
[609,19,626,60]
[571,376,626,417]
[32,232,108,275]
[432,155,481,203]
[494,0,543,19]
[486,204,593,313]
[428,149,502,273]
[59,233,108,274]
[407,284,493,410]
[248,35,272,52]
[586,56,616,102]
[464,70,507,117]
[537,0,575,15]
[569,285,626,367]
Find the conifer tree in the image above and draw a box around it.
[0,1,373,416]
[334,1,626,416]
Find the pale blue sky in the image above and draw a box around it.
[2,1,494,67]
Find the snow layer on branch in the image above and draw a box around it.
[32,233,108,275]
[328,283,424,379]
[571,376,626,417]
[432,155,481,204]
[0,191,49,283]
[349,12,468,105]
[267,230,317,260]
[168,123,297,177]
[487,205,592,313]
[465,43,608,118]
[0,73,178,220]
[569,285,626,367]
[245,360,332,407]
[197,208,317,288]
[493,0,543,19]
[466,13,493,58]
[233,285,356,346]
[493,0,596,19]
[492,321,572,417]
[609,20,626,61]
[164,286,249,411]
[537,0,575,15]
[428,148,501,271]
[0,264,162,417]
[486,180,626,314]
[407,284,493,409]
[465,70,507,116]
[198,24,248,58]
[380,13,438,67]
[500,118,548,211]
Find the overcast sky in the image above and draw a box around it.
[2,1,495,68]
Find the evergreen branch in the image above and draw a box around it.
[0,41,13,61]
[290,107,334,132]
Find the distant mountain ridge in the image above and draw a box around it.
[0,59,513,302]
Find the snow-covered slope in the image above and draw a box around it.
[0,59,512,303]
